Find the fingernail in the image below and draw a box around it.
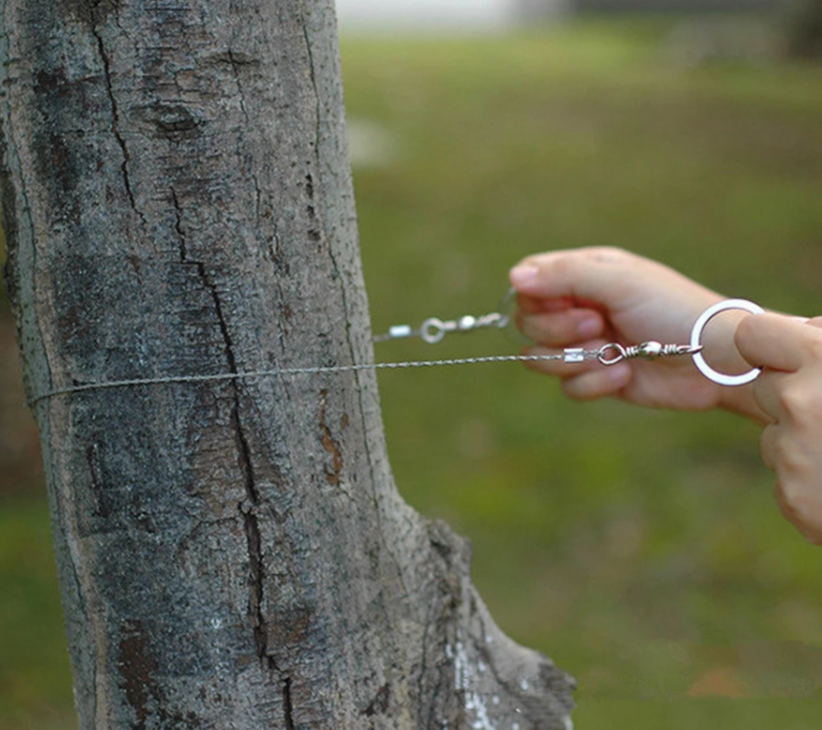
[509,263,539,290]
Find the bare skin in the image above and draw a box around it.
[510,246,822,544]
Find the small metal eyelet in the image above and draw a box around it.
[420,317,446,344]
[597,343,627,366]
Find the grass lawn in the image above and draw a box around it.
[3,17,822,729]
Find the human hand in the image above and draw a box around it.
[509,247,757,413]
[735,314,822,544]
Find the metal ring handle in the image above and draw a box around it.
[690,299,764,386]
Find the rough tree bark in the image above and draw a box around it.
[0,1,575,727]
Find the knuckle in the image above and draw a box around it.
[806,333,822,361]
[775,441,805,478]
[771,438,795,475]
[586,246,628,263]
[777,483,822,544]
[777,383,817,423]
[776,480,806,522]
[764,427,810,480]
[759,426,777,470]
[777,385,801,416]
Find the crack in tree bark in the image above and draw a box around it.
[170,187,187,262]
[241,501,268,659]
[195,262,279,681]
[198,265,239,376]
[223,28,264,222]
[90,4,147,230]
[282,676,296,730]
[163,80,281,680]
[298,2,322,156]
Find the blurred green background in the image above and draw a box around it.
[3,15,822,730]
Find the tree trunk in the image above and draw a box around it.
[0,1,575,727]
[784,0,822,60]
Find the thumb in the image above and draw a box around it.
[734,313,812,373]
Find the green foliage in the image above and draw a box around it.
[3,19,822,728]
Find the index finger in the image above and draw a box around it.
[509,248,639,308]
